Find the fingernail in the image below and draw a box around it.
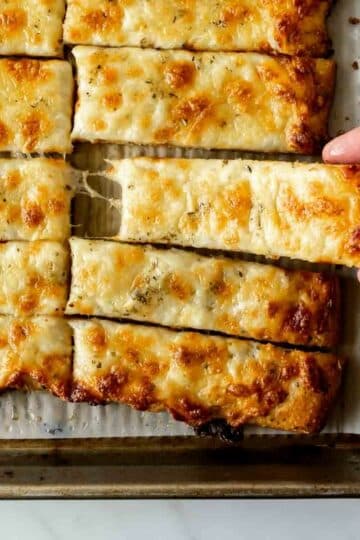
[327,142,346,157]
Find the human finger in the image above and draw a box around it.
[323,127,360,164]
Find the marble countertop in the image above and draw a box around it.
[0,500,358,539]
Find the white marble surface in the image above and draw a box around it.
[0,500,358,539]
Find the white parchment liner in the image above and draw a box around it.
[0,0,359,438]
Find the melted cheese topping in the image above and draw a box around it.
[110,158,360,267]
[72,46,335,154]
[0,316,72,400]
[67,238,339,348]
[0,0,65,57]
[64,0,331,56]
[0,59,73,153]
[70,319,344,434]
[0,242,69,317]
[0,159,73,240]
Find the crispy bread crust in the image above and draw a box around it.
[70,319,345,434]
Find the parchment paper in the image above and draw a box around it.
[0,0,359,438]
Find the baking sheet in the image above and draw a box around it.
[0,0,359,438]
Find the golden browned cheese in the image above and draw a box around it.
[0,159,74,240]
[0,59,73,153]
[64,0,332,57]
[0,317,72,400]
[0,242,69,317]
[72,46,335,154]
[0,0,65,57]
[110,158,360,267]
[70,319,345,434]
[67,239,340,348]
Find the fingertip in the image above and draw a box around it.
[322,142,332,163]
[322,127,360,164]
[357,269,360,282]
[322,135,346,163]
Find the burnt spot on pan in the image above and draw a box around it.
[194,420,244,443]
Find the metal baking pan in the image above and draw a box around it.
[0,2,359,501]
[1,435,360,499]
